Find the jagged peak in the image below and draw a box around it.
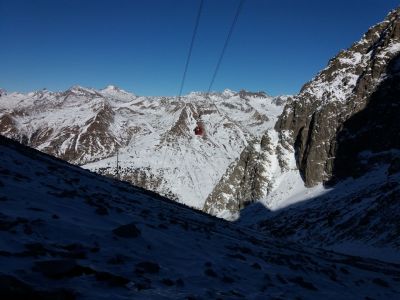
[237,89,269,99]
[222,89,236,97]
[68,85,97,94]
[100,85,134,97]
[32,88,54,97]
[298,6,400,103]
[186,91,205,97]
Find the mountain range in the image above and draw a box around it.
[0,83,294,219]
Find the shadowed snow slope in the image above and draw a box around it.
[1,136,400,299]
[238,163,400,263]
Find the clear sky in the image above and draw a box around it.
[0,0,399,96]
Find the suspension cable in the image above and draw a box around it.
[206,0,245,96]
[177,0,204,101]
[162,0,204,171]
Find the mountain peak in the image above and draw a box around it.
[67,85,98,96]
[100,85,134,97]
[222,89,235,97]
[103,84,120,91]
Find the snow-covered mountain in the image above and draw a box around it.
[1,135,400,299]
[0,85,295,218]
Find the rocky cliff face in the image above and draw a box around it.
[203,133,274,218]
[276,8,400,186]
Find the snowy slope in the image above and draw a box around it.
[1,136,400,299]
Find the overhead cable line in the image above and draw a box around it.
[206,0,245,96]
[162,0,203,171]
[177,0,204,100]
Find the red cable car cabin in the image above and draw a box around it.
[194,122,204,136]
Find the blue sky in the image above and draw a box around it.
[0,0,398,96]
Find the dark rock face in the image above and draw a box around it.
[276,8,400,186]
[329,54,400,183]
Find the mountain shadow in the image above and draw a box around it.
[327,53,400,185]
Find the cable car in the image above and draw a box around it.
[194,121,205,136]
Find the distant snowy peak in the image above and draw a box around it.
[102,84,120,91]
[222,88,235,97]
[29,88,55,99]
[184,89,273,103]
[100,84,134,96]
[67,85,100,96]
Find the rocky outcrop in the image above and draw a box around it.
[96,165,180,202]
[276,8,400,186]
[167,103,199,140]
[39,101,122,164]
[0,114,18,138]
[237,90,269,99]
[203,132,275,218]
[330,55,400,182]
